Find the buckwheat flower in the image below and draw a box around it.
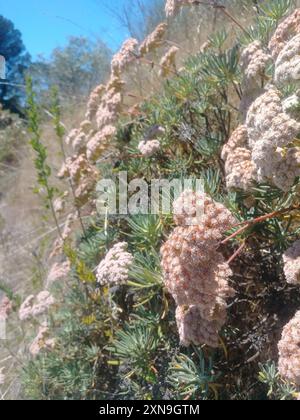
[271,147,300,191]
[29,324,56,357]
[246,87,283,148]
[176,305,226,348]
[46,261,71,288]
[0,296,13,321]
[87,125,117,161]
[31,291,55,318]
[111,38,139,76]
[224,147,256,191]
[278,311,300,386]
[139,23,168,56]
[19,295,35,321]
[19,292,54,321]
[269,9,300,59]
[275,34,300,85]
[221,125,248,162]
[283,240,300,285]
[240,41,271,82]
[96,93,122,130]
[0,368,5,386]
[161,191,236,325]
[223,129,255,191]
[85,84,106,120]
[65,128,79,146]
[159,46,179,77]
[96,242,133,286]
[138,139,161,157]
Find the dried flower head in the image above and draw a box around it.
[96,242,134,286]
[87,125,117,161]
[85,84,106,120]
[139,23,168,55]
[269,9,300,59]
[278,311,300,386]
[159,46,179,77]
[176,305,226,348]
[283,240,300,285]
[161,192,236,346]
[111,38,139,76]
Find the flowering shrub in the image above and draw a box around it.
[4,0,300,401]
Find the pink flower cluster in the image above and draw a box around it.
[278,311,300,386]
[240,41,271,83]
[46,261,71,288]
[29,324,56,357]
[19,291,55,321]
[221,125,256,191]
[0,296,13,321]
[269,9,300,59]
[96,242,134,286]
[138,140,161,157]
[161,191,236,347]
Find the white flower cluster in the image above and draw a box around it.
[161,191,236,347]
[96,242,134,286]
[138,140,161,157]
[269,9,300,59]
[223,88,300,191]
[275,34,300,86]
[0,368,5,386]
[278,311,300,386]
[240,41,271,83]
[283,240,300,285]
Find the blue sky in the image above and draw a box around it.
[0,0,132,58]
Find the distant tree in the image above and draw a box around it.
[100,0,165,41]
[29,37,112,105]
[0,15,31,113]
